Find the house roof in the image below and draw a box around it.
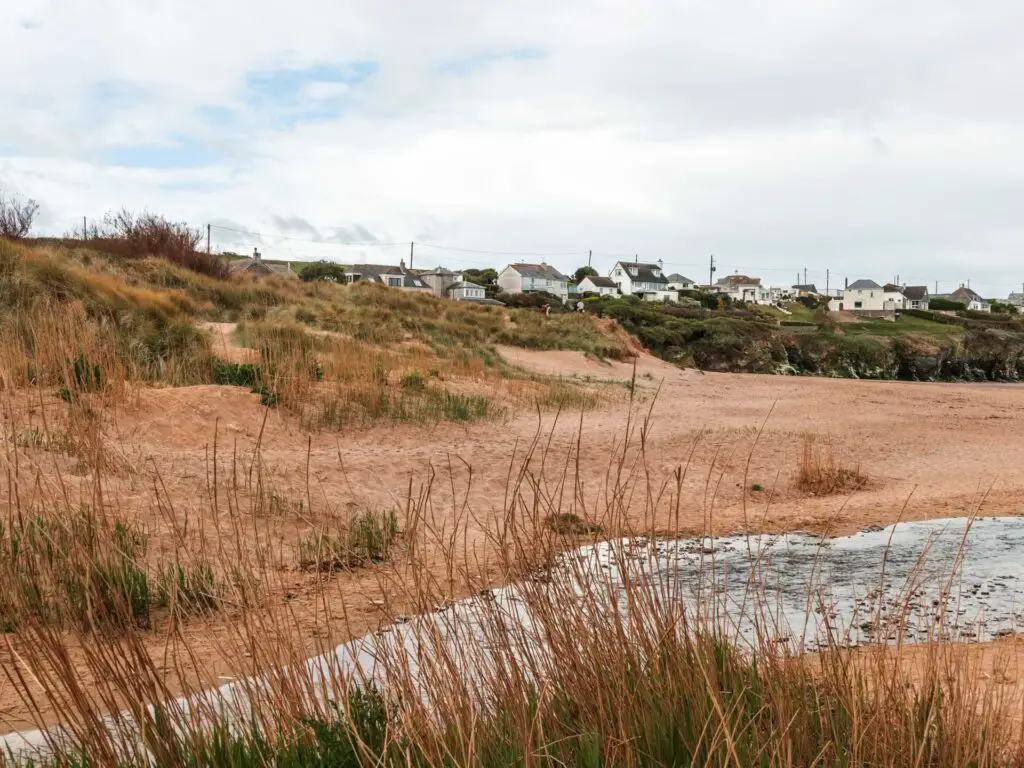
[902,285,928,301]
[951,286,987,303]
[847,279,882,291]
[715,274,761,287]
[667,273,695,284]
[792,284,818,293]
[615,261,669,285]
[581,276,617,288]
[419,267,460,276]
[345,264,426,289]
[227,259,296,278]
[507,263,568,281]
[446,281,483,291]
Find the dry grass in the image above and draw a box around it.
[795,432,868,495]
[0,403,1020,766]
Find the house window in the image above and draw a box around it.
[387,276,402,287]
[854,301,863,309]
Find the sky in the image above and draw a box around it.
[2,1,1023,296]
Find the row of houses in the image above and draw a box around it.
[228,250,1004,314]
[498,260,697,303]
[828,281,992,313]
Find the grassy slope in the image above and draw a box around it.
[0,240,633,425]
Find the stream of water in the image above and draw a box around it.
[4,516,1023,757]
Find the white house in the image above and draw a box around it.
[838,279,904,311]
[578,275,619,296]
[712,274,771,304]
[666,273,697,291]
[610,260,678,302]
[902,285,930,310]
[950,286,991,312]
[446,281,501,304]
[497,263,570,302]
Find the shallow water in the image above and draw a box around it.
[4,516,1023,756]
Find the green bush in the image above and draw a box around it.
[929,297,967,311]
[299,260,347,283]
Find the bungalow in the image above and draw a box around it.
[791,284,819,297]
[227,249,298,279]
[342,261,430,291]
[713,274,770,304]
[497,263,570,302]
[577,275,619,296]
[950,286,991,313]
[610,260,678,302]
[446,281,504,305]
[666,273,697,291]
[901,285,930,310]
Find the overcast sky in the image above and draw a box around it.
[2,1,1023,295]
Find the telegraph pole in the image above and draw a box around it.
[804,267,808,285]
[708,254,716,288]
[206,223,211,254]
[83,216,87,240]
[826,269,830,296]
[588,249,592,268]
[409,241,414,270]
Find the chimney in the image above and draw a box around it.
[844,277,848,290]
[253,248,261,264]
[657,258,663,270]
[400,258,406,271]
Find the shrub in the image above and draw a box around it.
[300,261,347,283]
[298,508,399,571]
[91,209,227,279]
[929,297,967,311]
[0,191,39,239]
[795,434,866,495]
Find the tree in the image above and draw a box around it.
[462,268,499,296]
[300,260,347,282]
[0,192,39,239]
[575,266,598,283]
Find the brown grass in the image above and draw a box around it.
[795,432,868,495]
[0,413,1019,765]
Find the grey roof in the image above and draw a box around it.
[227,259,297,278]
[847,279,882,290]
[792,284,818,293]
[715,274,761,287]
[582,275,617,288]
[667,273,695,284]
[419,267,460,276]
[447,281,483,290]
[951,286,987,303]
[902,285,928,300]
[346,264,426,289]
[507,263,568,281]
[615,261,669,285]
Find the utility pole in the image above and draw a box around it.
[935,280,938,294]
[83,216,87,240]
[206,223,211,254]
[708,254,716,288]
[826,269,830,296]
[409,241,414,271]
[587,249,592,267]
[803,267,807,285]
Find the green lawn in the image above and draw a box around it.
[839,314,963,338]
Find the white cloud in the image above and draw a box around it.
[2,0,1023,294]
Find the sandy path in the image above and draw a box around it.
[3,349,1024,734]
